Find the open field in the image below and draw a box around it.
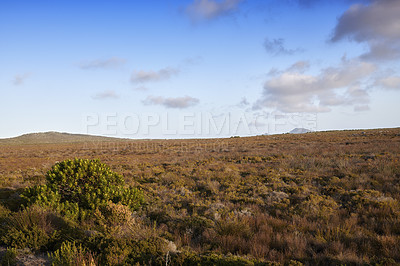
[1,128,400,265]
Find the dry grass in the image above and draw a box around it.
[1,128,400,264]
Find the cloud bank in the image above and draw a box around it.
[376,76,400,90]
[331,0,400,60]
[254,59,376,112]
[143,95,199,109]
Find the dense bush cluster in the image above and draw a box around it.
[21,159,143,218]
[0,129,400,265]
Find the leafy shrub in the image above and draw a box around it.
[170,251,275,266]
[0,204,10,221]
[93,201,135,235]
[49,241,96,266]
[125,237,168,265]
[1,205,53,251]
[88,235,168,265]
[22,159,144,219]
[348,189,399,211]
[297,194,339,220]
[0,188,25,212]
[1,247,17,266]
[0,204,80,252]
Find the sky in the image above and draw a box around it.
[1,0,399,139]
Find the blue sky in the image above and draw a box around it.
[1,0,399,138]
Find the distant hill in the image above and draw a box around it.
[0,131,126,145]
[288,128,313,134]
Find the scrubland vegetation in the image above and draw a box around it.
[0,128,400,265]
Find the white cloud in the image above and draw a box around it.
[287,61,310,73]
[263,38,302,55]
[376,76,400,90]
[268,61,310,77]
[331,0,400,61]
[238,97,250,108]
[92,90,119,100]
[318,60,376,89]
[79,57,126,69]
[360,41,400,61]
[130,67,179,84]
[254,59,376,113]
[143,95,199,109]
[185,0,243,21]
[13,73,30,86]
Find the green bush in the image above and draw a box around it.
[0,204,10,221]
[93,201,135,235]
[88,236,168,265]
[49,241,96,266]
[1,205,53,251]
[0,188,25,212]
[297,194,339,220]
[170,251,275,265]
[0,204,82,252]
[127,237,168,264]
[22,159,144,219]
[1,247,18,266]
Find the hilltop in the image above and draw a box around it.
[288,128,313,134]
[0,131,125,145]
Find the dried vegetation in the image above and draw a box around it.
[0,128,400,265]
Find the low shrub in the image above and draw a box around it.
[0,205,81,252]
[0,247,18,266]
[22,159,144,220]
[0,204,10,221]
[88,235,169,265]
[170,251,276,266]
[0,205,54,251]
[297,194,339,220]
[49,241,96,266]
[92,201,135,235]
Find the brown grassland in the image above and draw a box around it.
[0,128,400,265]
